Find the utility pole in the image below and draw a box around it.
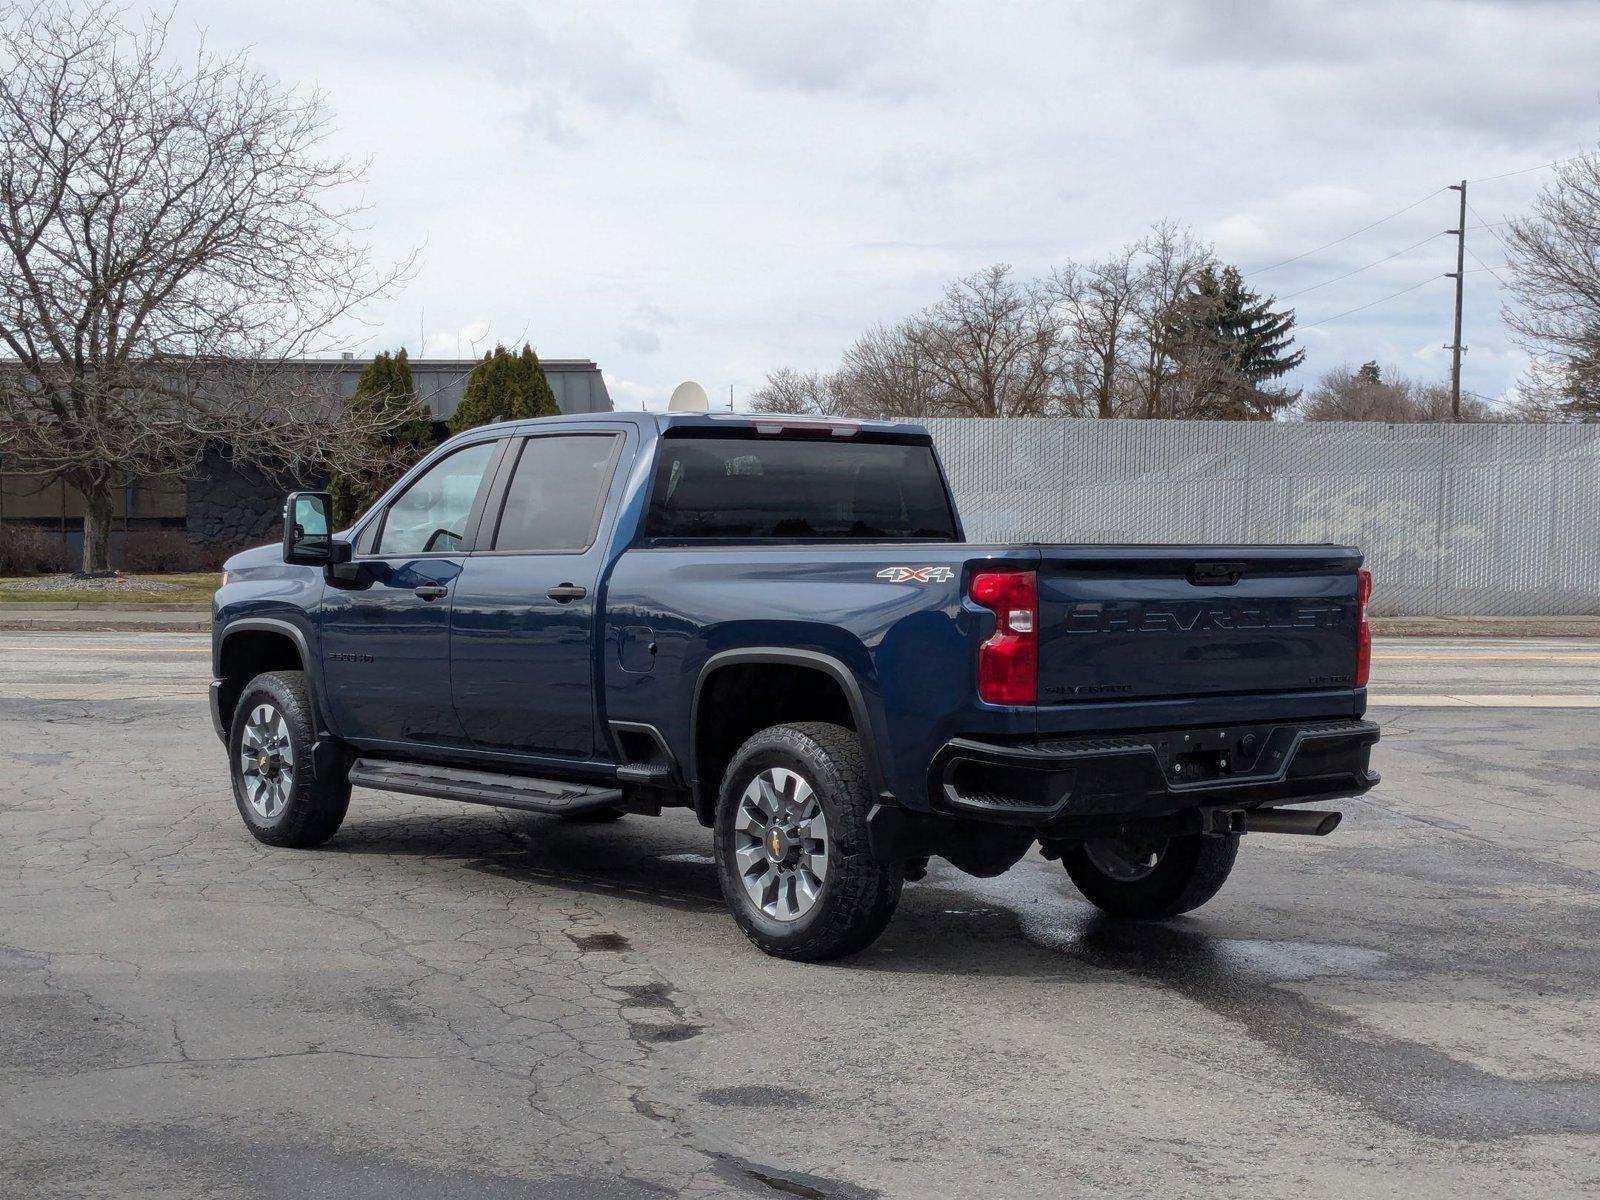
[1446,179,1467,421]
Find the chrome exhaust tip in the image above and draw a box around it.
[1237,808,1343,836]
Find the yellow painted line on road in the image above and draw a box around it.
[0,644,209,654]
[1368,693,1600,707]
[1373,653,1600,662]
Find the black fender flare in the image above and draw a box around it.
[689,647,890,822]
[214,616,331,740]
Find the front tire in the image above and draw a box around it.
[1061,832,1238,919]
[229,670,350,849]
[714,723,903,962]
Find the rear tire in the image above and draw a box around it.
[714,722,903,962]
[1062,833,1238,919]
[228,670,350,849]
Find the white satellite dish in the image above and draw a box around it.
[668,380,711,413]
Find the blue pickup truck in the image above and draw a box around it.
[212,411,1379,960]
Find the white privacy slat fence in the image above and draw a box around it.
[924,418,1600,616]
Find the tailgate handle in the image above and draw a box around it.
[1188,561,1246,586]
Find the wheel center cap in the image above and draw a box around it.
[767,828,787,862]
[258,752,272,773]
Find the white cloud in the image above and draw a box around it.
[689,0,934,98]
[173,0,1599,407]
[618,325,662,354]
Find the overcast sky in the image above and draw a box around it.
[182,0,1599,411]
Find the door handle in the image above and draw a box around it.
[546,584,587,603]
[414,584,449,601]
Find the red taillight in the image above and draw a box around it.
[1354,567,1372,687]
[971,569,1037,705]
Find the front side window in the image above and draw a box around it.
[492,434,621,553]
[374,441,497,556]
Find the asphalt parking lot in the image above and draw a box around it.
[2,633,1598,1198]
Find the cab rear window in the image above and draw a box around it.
[643,433,958,541]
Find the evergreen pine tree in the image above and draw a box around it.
[328,349,434,525]
[448,343,560,434]
[1180,265,1307,419]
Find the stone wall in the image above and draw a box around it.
[185,447,323,550]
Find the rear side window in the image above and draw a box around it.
[644,434,958,540]
[491,434,621,553]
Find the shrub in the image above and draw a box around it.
[328,348,435,526]
[0,522,72,574]
[118,529,204,573]
[448,343,559,434]
[190,539,255,572]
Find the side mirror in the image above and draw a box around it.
[282,491,349,566]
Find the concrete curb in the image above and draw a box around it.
[1370,616,1600,638]
[0,600,209,612]
[0,606,208,633]
[0,622,210,633]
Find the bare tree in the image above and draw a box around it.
[752,226,1300,426]
[748,367,852,417]
[1128,222,1214,419]
[1049,248,1138,419]
[1504,146,1600,419]
[1297,361,1491,422]
[1049,226,1219,419]
[838,321,947,418]
[903,265,1061,418]
[0,3,411,572]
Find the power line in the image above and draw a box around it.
[1466,154,1583,185]
[1465,199,1518,263]
[1244,187,1446,277]
[1300,274,1444,330]
[1464,246,1508,287]
[1276,232,1444,302]
[1245,158,1572,281]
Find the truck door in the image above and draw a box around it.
[448,430,627,759]
[319,439,503,748]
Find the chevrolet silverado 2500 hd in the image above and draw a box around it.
[212,412,1378,960]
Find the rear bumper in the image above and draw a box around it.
[928,717,1380,830]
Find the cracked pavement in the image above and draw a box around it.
[2,632,1599,1197]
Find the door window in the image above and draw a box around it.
[491,434,621,553]
[374,441,497,556]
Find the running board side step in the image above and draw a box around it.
[348,758,623,815]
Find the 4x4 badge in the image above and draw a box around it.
[876,566,955,584]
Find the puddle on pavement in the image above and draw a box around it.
[699,1085,814,1109]
[565,931,632,953]
[951,870,1600,1141]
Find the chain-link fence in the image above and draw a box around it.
[924,418,1600,616]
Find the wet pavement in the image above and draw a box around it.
[1,633,1598,1197]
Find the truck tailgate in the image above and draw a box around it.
[1034,546,1363,704]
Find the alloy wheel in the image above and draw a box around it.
[733,766,830,922]
[239,702,295,820]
